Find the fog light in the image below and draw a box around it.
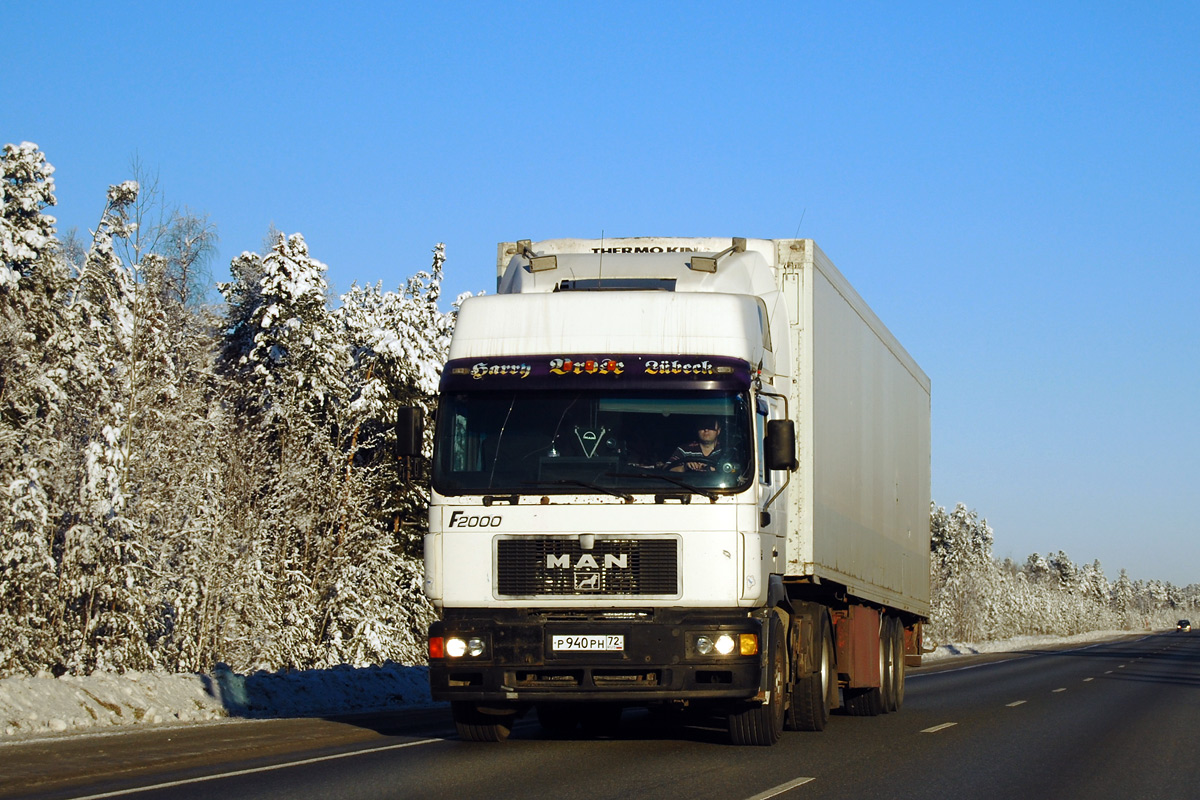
[714,634,736,655]
[467,637,485,657]
[696,636,714,655]
[446,637,468,658]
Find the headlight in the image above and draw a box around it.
[444,636,486,658]
[693,632,742,656]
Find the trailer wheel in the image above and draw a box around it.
[888,618,906,712]
[788,613,832,731]
[452,702,516,742]
[880,617,896,714]
[729,616,785,745]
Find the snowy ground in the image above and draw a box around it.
[0,662,435,741]
[0,629,1150,742]
[921,628,1145,661]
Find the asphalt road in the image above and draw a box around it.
[4,632,1197,800]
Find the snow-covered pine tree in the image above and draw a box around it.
[218,232,346,421]
[0,142,68,675]
[313,243,456,667]
[213,232,354,670]
[335,243,459,554]
[44,180,183,673]
[929,502,997,642]
[1111,568,1135,626]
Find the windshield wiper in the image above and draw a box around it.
[605,472,719,501]
[524,479,633,502]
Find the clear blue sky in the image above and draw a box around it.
[7,2,1198,585]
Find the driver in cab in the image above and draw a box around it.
[665,417,724,472]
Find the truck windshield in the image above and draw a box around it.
[432,390,754,496]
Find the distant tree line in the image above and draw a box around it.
[2,142,1193,680]
[928,503,1198,643]
[1,142,455,678]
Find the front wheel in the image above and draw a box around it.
[788,613,833,731]
[452,702,517,742]
[729,616,786,745]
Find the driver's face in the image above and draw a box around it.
[698,423,720,444]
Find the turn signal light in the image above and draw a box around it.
[739,634,758,656]
[429,636,445,660]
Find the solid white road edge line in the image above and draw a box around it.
[744,776,816,800]
[921,722,957,733]
[910,635,1156,679]
[63,736,442,800]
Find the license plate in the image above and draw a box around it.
[551,634,624,652]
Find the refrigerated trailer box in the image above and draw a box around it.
[420,237,931,745]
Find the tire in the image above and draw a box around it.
[452,702,516,742]
[843,686,884,716]
[536,703,579,738]
[788,613,832,731]
[729,616,786,745]
[889,618,906,712]
[880,617,896,714]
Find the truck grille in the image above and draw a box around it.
[496,537,678,596]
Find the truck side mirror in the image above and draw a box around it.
[764,420,798,471]
[396,406,424,457]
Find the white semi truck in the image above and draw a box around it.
[417,237,931,745]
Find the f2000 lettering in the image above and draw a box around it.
[447,511,502,528]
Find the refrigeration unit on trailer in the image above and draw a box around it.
[409,237,931,745]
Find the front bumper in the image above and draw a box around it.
[429,608,766,704]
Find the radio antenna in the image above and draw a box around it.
[793,209,807,239]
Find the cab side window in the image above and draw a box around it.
[756,397,771,486]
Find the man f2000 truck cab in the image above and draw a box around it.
[417,238,931,745]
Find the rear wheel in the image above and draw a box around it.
[788,613,832,731]
[452,702,516,742]
[888,618,906,712]
[729,616,786,745]
[880,617,897,714]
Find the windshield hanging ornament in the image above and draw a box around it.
[574,426,607,458]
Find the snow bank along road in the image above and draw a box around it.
[3,632,1196,800]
